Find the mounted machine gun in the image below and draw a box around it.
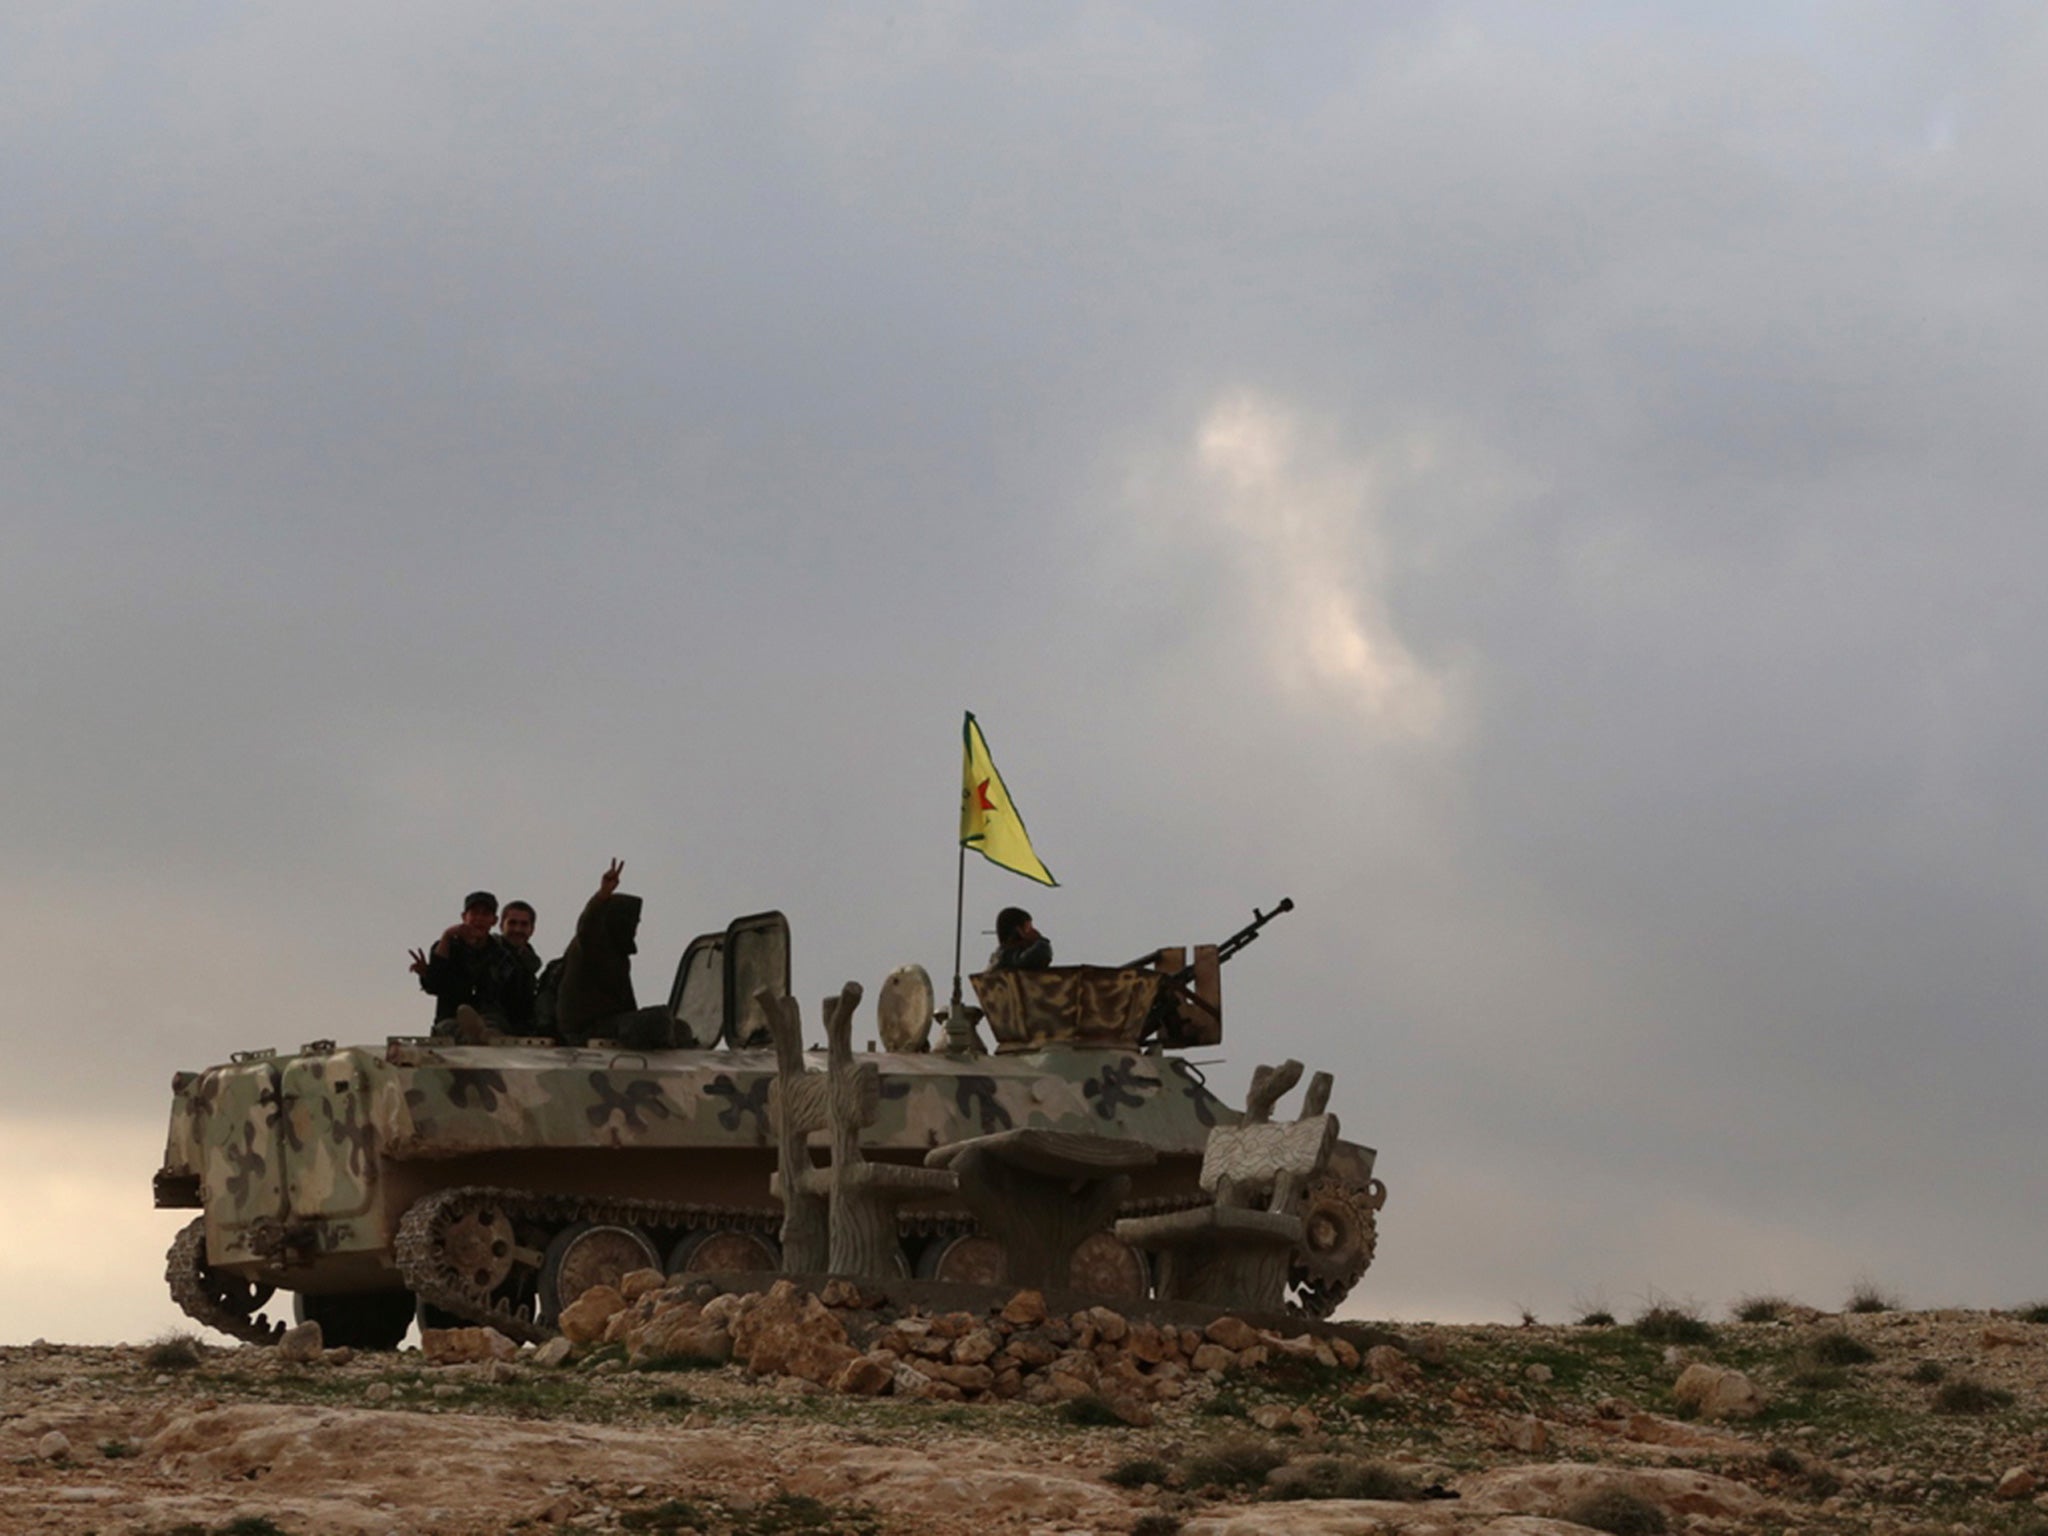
[1127,896,1295,1047]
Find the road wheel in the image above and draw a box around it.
[538,1222,661,1321]
[916,1231,1006,1287]
[667,1228,781,1276]
[1066,1231,1149,1301]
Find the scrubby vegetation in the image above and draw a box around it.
[1056,1392,1125,1427]
[142,1332,205,1372]
[1846,1279,1902,1314]
[1105,1457,1173,1489]
[1265,1455,1417,1501]
[1731,1293,1797,1323]
[1805,1330,1877,1367]
[1933,1376,2013,1414]
[1181,1436,1288,1494]
[1561,1486,1669,1534]
[1632,1298,1714,1345]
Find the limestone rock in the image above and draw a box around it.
[1671,1361,1765,1420]
[1524,1362,1553,1383]
[1459,1464,1776,1523]
[1328,1336,1360,1370]
[635,1315,733,1369]
[833,1353,895,1395]
[730,1284,847,1378]
[818,1278,884,1310]
[816,1460,1124,1526]
[1001,1290,1048,1326]
[1083,1306,1129,1344]
[1124,1321,1166,1364]
[1613,1412,1749,1453]
[36,1431,70,1461]
[923,1360,994,1394]
[1263,1331,1318,1360]
[421,1326,520,1365]
[1051,1349,1100,1386]
[1190,1343,1237,1373]
[1003,1330,1060,1368]
[364,1381,393,1403]
[951,1327,999,1365]
[277,1321,324,1363]
[1996,1466,2038,1500]
[782,1333,859,1388]
[1366,1344,1423,1386]
[1204,1315,1261,1351]
[892,1361,938,1398]
[531,1336,574,1369]
[1497,1415,1550,1455]
[619,1267,667,1302]
[700,1292,744,1327]
[557,1286,626,1344]
[1106,1393,1155,1427]
[1982,1325,2033,1348]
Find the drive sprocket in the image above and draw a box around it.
[1287,1174,1384,1319]
[166,1216,286,1346]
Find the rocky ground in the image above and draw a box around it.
[4,1290,2048,1536]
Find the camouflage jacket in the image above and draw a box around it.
[419,934,534,1031]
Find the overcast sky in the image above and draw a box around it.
[5,2,2044,1342]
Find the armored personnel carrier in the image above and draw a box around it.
[156,909,1385,1348]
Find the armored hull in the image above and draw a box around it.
[157,931,1383,1347]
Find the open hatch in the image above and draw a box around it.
[668,909,790,1047]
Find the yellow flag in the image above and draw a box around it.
[960,712,1057,886]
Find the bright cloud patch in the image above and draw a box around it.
[1176,393,1457,739]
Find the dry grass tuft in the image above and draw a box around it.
[1632,1297,1713,1345]
[1561,1486,1669,1535]
[1932,1376,2013,1415]
[1732,1293,1797,1323]
[142,1333,205,1373]
[1845,1279,1901,1314]
[1805,1330,1876,1367]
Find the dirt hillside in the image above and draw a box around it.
[5,1298,2047,1536]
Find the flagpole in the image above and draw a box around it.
[950,840,966,1012]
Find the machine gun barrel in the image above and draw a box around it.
[1131,896,1295,1044]
[1120,897,1295,973]
[1214,896,1294,964]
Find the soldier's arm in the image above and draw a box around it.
[576,859,625,942]
[417,944,458,998]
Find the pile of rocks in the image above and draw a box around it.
[534,1275,1374,1423]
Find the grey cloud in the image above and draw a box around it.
[4,3,2045,1333]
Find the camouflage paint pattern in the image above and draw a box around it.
[970,965,1161,1049]
[159,968,1379,1291]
